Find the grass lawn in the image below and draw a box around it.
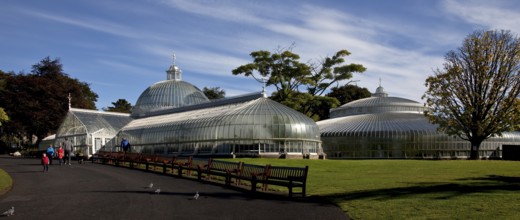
[232,158,520,219]
[0,169,12,195]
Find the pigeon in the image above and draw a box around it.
[2,206,14,216]
[154,188,161,194]
[194,191,199,200]
[147,182,153,189]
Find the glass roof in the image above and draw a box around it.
[57,108,132,136]
[319,112,438,137]
[123,97,321,141]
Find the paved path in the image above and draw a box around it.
[0,157,347,219]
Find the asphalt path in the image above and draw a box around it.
[0,157,348,220]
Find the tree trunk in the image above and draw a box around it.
[469,139,483,160]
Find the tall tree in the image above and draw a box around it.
[232,46,366,120]
[202,86,226,100]
[327,84,372,106]
[423,30,520,159]
[0,107,8,126]
[0,57,98,149]
[103,99,132,113]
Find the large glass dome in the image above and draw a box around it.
[318,86,520,159]
[131,56,209,117]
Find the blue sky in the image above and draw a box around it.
[1,0,519,110]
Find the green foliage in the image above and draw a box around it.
[202,86,226,100]
[103,99,132,113]
[326,84,371,105]
[0,57,99,149]
[424,30,520,159]
[0,169,12,196]
[232,46,365,120]
[0,107,8,126]
[231,158,520,219]
[274,92,340,120]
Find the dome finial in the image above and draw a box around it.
[261,78,267,98]
[373,77,388,97]
[68,93,72,110]
[166,52,182,81]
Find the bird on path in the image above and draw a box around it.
[2,206,14,216]
[194,191,199,200]
[147,182,154,189]
[155,188,161,194]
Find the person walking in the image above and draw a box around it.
[46,145,55,165]
[41,153,49,172]
[121,138,130,153]
[63,138,73,165]
[57,146,65,165]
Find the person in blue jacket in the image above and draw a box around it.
[121,138,130,153]
[46,145,55,165]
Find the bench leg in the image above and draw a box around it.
[251,176,257,193]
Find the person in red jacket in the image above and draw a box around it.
[41,153,49,172]
[57,146,65,166]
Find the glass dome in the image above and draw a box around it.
[318,86,520,159]
[131,55,209,118]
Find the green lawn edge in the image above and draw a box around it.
[229,158,520,219]
[0,168,13,196]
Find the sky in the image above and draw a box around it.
[1,0,519,110]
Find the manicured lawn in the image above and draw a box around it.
[232,158,520,219]
[0,169,12,195]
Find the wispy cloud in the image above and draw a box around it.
[442,0,520,33]
[18,8,138,39]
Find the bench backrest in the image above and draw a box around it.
[268,165,308,182]
[155,155,174,164]
[210,160,242,172]
[110,151,125,159]
[240,163,270,179]
[190,157,211,169]
[174,156,192,165]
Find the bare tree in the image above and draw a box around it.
[423,30,520,159]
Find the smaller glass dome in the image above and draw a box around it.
[131,54,209,117]
[329,93,428,118]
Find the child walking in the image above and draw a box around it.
[41,153,49,172]
[57,146,64,165]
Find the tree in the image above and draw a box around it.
[232,46,366,120]
[202,86,226,100]
[423,30,520,159]
[327,84,372,106]
[0,107,8,126]
[103,99,132,113]
[0,71,8,126]
[0,57,99,149]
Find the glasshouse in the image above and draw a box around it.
[53,55,324,159]
[52,108,132,155]
[317,85,520,159]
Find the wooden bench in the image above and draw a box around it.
[172,156,193,177]
[261,165,309,197]
[144,155,175,174]
[92,152,109,164]
[233,163,270,192]
[197,159,242,185]
[123,152,142,168]
[107,152,125,166]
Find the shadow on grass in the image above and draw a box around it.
[324,175,520,202]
